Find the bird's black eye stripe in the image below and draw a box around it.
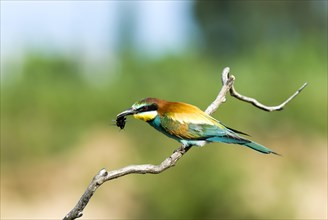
[148,104,158,111]
[139,104,158,112]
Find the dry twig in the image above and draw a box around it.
[230,81,307,112]
[63,67,306,220]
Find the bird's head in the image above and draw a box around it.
[117,98,161,122]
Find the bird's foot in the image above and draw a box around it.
[173,145,191,154]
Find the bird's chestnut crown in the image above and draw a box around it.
[132,98,159,113]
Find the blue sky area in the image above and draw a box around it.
[1,1,196,62]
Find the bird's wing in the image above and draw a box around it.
[160,110,239,140]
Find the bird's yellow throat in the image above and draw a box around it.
[133,110,158,122]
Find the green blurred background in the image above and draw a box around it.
[1,1,327,219]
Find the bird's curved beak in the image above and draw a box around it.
[117,108,136,118]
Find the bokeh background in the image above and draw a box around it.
[1,1,327,219]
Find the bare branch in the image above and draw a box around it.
[63,147,187,220]
[205,67,235,114]
[230,81,308,112]
[63,67,306,220]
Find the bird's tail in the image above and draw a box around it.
[207,135,280,155]
[243,141,281,156]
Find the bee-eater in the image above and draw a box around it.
[117,97,279,155]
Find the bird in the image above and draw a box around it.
[116,97,279,155]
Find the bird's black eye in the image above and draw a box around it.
[149,103,158,111]
[138,104,157,112]
[138,106,148,112]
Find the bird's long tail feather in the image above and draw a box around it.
[207,136,280,155]
[243,141,281,156]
